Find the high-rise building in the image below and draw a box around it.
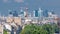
[38,8,43,18]
[20,9,24,17]
[9,11,13,17]
[24,8,28,17]
[13,11,18,17]
[31,11,34,17]
[33,10,39,17]
[24,11,27,17]
[43,10,48,17]
[9,11,18,17]
[20,9,24,14]
[28,13,31,17]
[35,10,39,17]
[33,10,35,17]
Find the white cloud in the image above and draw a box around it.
[14,0,24,3]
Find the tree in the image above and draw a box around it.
[20,24,55,34]
[3,30,8,34]
[42,24,54,34]
[53,24,60,33]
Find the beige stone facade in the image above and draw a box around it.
[6,17,21,25]
[0,24,3,34]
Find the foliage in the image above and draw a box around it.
[20,24,59,34]
[42,24,54,34]
[53,24,60,33]
[3,30,8,34]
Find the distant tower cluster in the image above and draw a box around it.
[33,8,48,18]
[9,11,18,17]
[8,8,57,19]
[0,7,58,34]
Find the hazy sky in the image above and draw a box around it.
[0,0,60,17]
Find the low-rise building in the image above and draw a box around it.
[0,24,3,34]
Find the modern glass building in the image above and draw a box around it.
[38,8,43,18]
[13,11,18,17]
[35,10,39,17]
[43,10,48,17]
[20,9,24,17]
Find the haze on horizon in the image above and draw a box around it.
[0,0,60,17]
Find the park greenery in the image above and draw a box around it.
[3,29,8,34]
[20,24,60,34]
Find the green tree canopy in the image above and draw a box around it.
[3,29,8,34]
[20,24,56,34]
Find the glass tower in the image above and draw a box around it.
[38,8,43,18]
[43,10,48,17]
[20,9,24,17]
[35,10,39,17]
[13,11,18,17]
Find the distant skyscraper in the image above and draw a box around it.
[20,9,24,14]
[33,10,39,17]
[31,11,34,17]
[13,11,18,17]
[9,11,13,17]
[24,8,28,17]
[9,11,12,15]
[33,10,35,17]
[35,10,38,17]
[28,12,31,17]
[38,8,43,18]
[43,10,48,17]
[24,11,26,17]
[33,9,43,17]
[20,9,24,17]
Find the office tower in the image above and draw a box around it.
[9,11,12,15]
[24,11,26,17]
[13,11,18,17]
[24,8,28,17]
[28,13,31,17]
[38,8,43,18]
[20,9,24,14]
[51,11,55,14]
[35,10,39,17]
[43,10,48,17]
[9,11,13,17]
[20,9,24,17]
[33,9,39,17]
[33,10,35,17]
[31,11,34,17]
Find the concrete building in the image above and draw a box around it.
[0,24,3,34]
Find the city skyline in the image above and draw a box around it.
[0,0,60,17]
